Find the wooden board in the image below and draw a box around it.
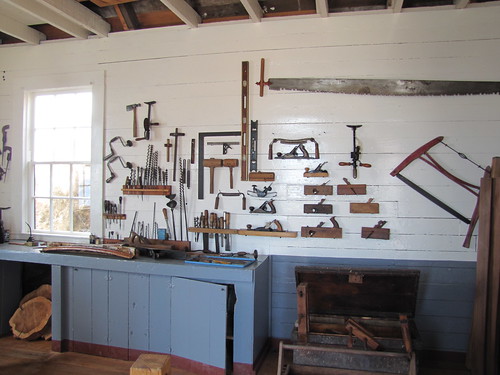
[350,202,379,214]
[304,185,334,196]
[301,226,342,239]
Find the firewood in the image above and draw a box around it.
[19,284,51,306]
[9,296,51,340]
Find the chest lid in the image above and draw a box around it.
[295,266,420,319]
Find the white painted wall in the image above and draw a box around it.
[1,7,499,261]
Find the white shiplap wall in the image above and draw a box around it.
[1,8,499,262]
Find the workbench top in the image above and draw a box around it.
[0,243,267,283]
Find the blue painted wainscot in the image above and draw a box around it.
[0,244,270,375]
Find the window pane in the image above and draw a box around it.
[72,164,91,198]
[34,198,50,230]
[34,164,50,196]
[52,164,70,197]
[52,198,70,231]
[73,199,90,232]
[34,92,92,129]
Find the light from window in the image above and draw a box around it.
[31,90,92,234]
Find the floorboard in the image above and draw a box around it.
[0,336,470,375]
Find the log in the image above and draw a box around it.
[19,284,51,306]
[9,296,52,340]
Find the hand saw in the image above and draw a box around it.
[264,77,500,96]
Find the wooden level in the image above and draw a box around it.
[122,185,172,196]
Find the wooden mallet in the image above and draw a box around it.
[223,159,238,189]
[203,158,223,194]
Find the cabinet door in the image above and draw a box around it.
[171,277,228,370]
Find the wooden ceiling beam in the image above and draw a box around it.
[6,0,91,39]
[0,12,46,44]
[114,3,140,30]
[315,0,329,17]
[240,0,263,22]
[158,0,201,28]
[37,0,111,37]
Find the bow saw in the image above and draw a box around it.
[390,136,488,248]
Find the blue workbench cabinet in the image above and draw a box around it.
[0,245,270,375]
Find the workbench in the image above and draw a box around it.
[0,244,270,375]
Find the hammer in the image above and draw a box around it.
[126,103,141,137]
[223,159,238,189]
[203,158,222,194]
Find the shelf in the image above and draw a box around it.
[188,227,297,238]
[122,185,172,196]
[103,214,126,220]
[188,228,238,235]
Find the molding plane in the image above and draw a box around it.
[0,12,46,44]
[240,0,263,22]
[158,0,201,28]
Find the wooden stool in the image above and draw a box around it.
[130,354,171,375]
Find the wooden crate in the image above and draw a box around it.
[282,267,420,375]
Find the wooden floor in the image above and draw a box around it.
[0,336,470,375]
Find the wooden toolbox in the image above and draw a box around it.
[279,267,421,375]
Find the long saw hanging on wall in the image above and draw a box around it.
[255,58,500,96]
[390,136,489,248]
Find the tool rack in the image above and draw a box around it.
[188,227,297,238]
[122,185,172,196]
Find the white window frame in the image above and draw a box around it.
[11,72,104,242]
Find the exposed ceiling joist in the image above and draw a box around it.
[38,0,111,37]
[315,0,329,17]
[240,0,263,22]
[6,0,91,39]
[158,0,201,28]
[0,12,46,44]
[389,0,404,12]
[454,0,470,8]
[114,3,140,30]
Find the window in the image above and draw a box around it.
[29,89,93,235]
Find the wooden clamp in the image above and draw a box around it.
[304,198,333,214]
[301,217,342,238]
[345,318,380,351]
[350,198,380,214]
[361,220,390,240]
[203,158,223,194]
[223,159,239,189]
[304,183,333,196]
[337,177,367,195]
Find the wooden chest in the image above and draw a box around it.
[279,266,420,375]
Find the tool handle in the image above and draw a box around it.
[360,162,372,168]
[214,195,220,210]
[229,167,234,189]
[242,195,246,210]
[339,162,352,166]
[209,166,215,194]
[224,212,230,229]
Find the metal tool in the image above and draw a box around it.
[166,194,177,241]
[170,128,185,181]
[136,101,159,141]
[269,138,319,159]
[126,103,141,137]
[104,136,133,161]
[247,184,276,198]
[339,125,371,179]
[214,191,246,210]
[207,142,239,155]
[249,199,276,214]
[224,211,231,251]
[304,162,328,177]
[106,156,132,183]
[259,77,500,96]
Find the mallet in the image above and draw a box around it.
[203,158,223,194]
[223,159,238,189]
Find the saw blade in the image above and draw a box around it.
[268,78,500,96]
